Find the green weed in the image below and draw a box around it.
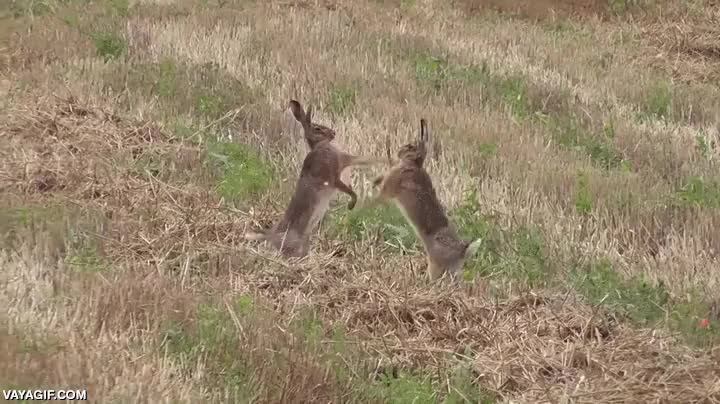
[608,0,656,15]
[369,371,436,404]
[477,142,498,157]
[572,259,669,326]
[161,301,253,394]
[452,191,549,287]
[574,172,594,215]
[65,230,106,273]
[412,52,451,91]
[667,296,720,348]
[329,204,418,250]
[573,259,720,346]
[410,52,489,92]
[444,363,496,404]
[695,135,711,159]
[497,75,533,120]
[103,59,257,120]
[107,0,129,16]
[327,85,357,116]
[641,81,672,121]
[206,141,274,204]
[551,117,626,170]
[675,176,720,208]
[91,31,126,61]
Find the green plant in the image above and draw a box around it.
[574,172,593,215]
[642,81,672,121]
[477,142,498,157]
[572,259,669,326]
[412,53,450,91]
[206,141,274,203]
[497,75,533,120]
[369,371,436,404]
[91,31,126,61]
[444,363,496,404]
[65,231,106,273]
[676,176,720,208]
[330,203,418,250]
[327,85,357,116]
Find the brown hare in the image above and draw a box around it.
[244,99,385,258]
[367,119,482,282]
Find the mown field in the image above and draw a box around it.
[1,0,720,402]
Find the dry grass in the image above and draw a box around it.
[2,0,720,402]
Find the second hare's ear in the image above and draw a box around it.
[420,119,430,144]
[289,99,306,123]
[306,104,313,125]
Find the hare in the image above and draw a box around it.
[244,99,385,258]
[367,119,482,282]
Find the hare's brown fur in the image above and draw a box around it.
[368,119,481,281]
[245,99,384,258]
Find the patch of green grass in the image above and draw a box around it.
[91,31,126,61]
[574,172,594,215]
[640,80,672,121]
[550,116,627,170]
[155,58,178,98]
[0,205,65,232]
[107,0,129,16]
[365,364,496,404]
[573,259,720,346]
[327,85,357,116]
[452,191,549,287]
[477,142,498,158]
[608,0,654,15]
[103,58,258,120]
[329,203,418,250]
[675,176,720,208]
[400,0,416,9]
[695,134,711,159]
[572,259,669,326]
[667,296,720,348]
[503,227,548,287]
[235,294,254,315]
[368,371,436,404]
[4,0,61,17]
[65,230,106,273]
[412,52,451,91]
[496,74,534,120]
[444,363,496,404]
[407,53,631,171]
[206,140,274,204]
[292,308,325,348]
[161,300,254,394]
[409,52,490,92]
[543,19,591,38]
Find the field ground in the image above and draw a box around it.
[2,0,720,402]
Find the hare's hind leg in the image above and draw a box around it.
[334,179,358,210]
[426,260,445,282]
[341,153,387,169]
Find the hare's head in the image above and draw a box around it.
[397,119,429,166]
[289,99,335,149]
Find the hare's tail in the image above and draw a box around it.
[243,229,269,242]
[464,238,483,261]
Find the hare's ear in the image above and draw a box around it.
[289,99,306,123]
[305,104,313,125]
[420,118,430,144]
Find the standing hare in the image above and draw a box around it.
[244,99,385,258]
[367,119,482,282]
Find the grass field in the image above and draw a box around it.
[2,0,720,402]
